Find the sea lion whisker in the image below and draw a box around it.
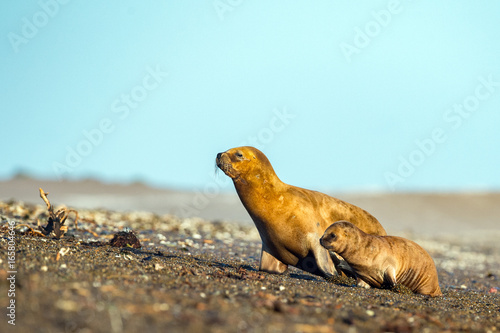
[214,163,220,177]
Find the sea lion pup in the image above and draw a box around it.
[320,221,442,297]
[216,146,386,278]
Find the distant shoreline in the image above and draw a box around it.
[1,178,499,241]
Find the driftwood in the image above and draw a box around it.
[37,188,78,239]
[16,188,100,239]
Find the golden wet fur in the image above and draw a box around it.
[320,221,442,297]
[216,146,386,278]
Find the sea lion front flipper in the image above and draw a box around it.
[357,278,371,289]
[312,247,338,278]
[305,234,337,277]
[329,251,357,278]
[259,249,288,274]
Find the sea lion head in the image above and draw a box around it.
[216,146,277,185]
[320,220,360,254]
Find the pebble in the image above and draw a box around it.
[153,303,170,311]
[58,247,70,256]
[55,300,80,312]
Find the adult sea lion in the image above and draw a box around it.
[216,146,386,278]
[320,221,442,297]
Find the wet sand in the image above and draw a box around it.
[0,179,499,332]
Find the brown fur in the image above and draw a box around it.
[216,146,386,278]
[320,221,442,297]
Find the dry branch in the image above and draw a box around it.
[37,188,78,239]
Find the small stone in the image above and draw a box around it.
[58,247,70,256]
[366,310,375,317]
[279,286,285,291]
[109,231,141,249]
[153,303,170,311]
[55,300,80,312]
[41,265,48,272]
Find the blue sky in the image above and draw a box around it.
[1,1,499,193]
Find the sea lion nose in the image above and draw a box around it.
[216,153,225,166]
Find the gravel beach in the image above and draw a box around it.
[1,196,499,333]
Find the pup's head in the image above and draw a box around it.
[320,220,360,253]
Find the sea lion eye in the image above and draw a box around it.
[330,233,337,241]
[235,151,244,159]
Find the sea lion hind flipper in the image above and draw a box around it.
[382,267,397,288]
[259,249,288,274]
